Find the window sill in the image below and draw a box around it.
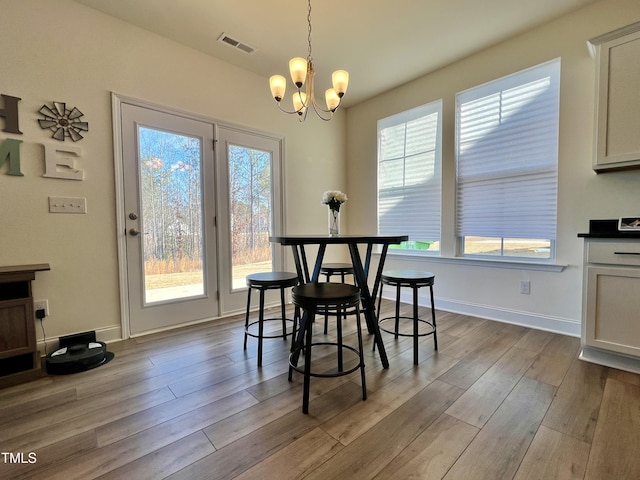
[380,251,567,272]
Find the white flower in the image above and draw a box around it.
[321,190,348,210]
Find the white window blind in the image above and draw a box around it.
[455,59,560,240]
[378,101,442,242]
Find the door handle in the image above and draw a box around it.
[129,228,142,236]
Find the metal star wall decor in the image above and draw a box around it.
[38,101,88,141]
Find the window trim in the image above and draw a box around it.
[376,250,566,272]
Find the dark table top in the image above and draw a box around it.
[269,234,408,245]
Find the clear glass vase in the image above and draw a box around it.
[328,208,341,236]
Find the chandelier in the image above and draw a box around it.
[268,0,349,122]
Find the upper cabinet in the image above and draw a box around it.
[589,22,640,172]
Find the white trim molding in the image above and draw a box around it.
[380,290,580,337]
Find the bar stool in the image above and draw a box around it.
[377,270,437,365]
[320,263,355,283]
[289,282,367,414]
[320,262,356,334]
[244,272,299,367]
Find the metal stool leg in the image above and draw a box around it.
[302,307,315,414]
[280,287,287,340]
[257,288,265,367]
[244,287,252,351]
[355,304,367,400]
[394,283,401,339]
[430,283,438,350]
[291,305,299,352]
[337,307,343,372]
[413,285,419,365]
[373,282,384,353]
[324,273,331,334]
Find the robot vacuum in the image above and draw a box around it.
[45,331,114,375]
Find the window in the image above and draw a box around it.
[455,59,560,259]
[377,101,442,253]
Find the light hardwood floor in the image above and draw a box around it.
[1,300,640,480]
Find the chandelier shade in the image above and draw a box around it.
[268,0,349,122]
[270,76,286,101]
[289,57,308,87]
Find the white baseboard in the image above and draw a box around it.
[380,291,581,337]
[38,324,123,354]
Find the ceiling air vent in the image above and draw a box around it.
[217,33,256,55]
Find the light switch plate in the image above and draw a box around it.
[48,196,87,214]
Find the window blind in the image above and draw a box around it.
[455,59,560,240]
[378,101,442,241]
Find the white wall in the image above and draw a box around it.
[3,0,637,346]
[346,0,640,335]
[0,0,347,343]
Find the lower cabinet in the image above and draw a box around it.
[585,265,640,356]
[581,239,640,371]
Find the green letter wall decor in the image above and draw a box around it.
[0,138,24,176]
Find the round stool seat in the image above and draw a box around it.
[320,263,355,276]
[381,270,435,287]
[292,283,360,310]
[246,271,299,288]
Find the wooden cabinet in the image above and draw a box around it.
[581,239,640,372]
[0,264,50,387]
[589,22,640,172]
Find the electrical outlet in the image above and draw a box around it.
[519,280,530,295]
[34,299,49,317]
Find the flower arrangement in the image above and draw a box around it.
[321,190,348,211]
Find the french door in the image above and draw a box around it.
[215,125,285,314]
[115,97,284,336]
[120,102,218,335]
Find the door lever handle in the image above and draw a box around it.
[128,228,143,236]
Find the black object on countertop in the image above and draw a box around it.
[578,219,640,238]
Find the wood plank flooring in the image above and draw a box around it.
[1,301,639,479]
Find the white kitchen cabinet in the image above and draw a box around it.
[589,22,640,172]
[581,238,640,372]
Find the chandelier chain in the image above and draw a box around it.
[307,0,313,63]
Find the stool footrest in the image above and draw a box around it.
[245,318,296,339]
[378,316,436,337]
[289,342,363,378]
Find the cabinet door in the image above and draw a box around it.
[585,266,640,356]
[0,298,36,358]
[592,25,640,171]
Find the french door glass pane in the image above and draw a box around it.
[228,144,273,290]
[138,126,205,303]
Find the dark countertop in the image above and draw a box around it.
[579,232,640,238]
[578,219,640,238]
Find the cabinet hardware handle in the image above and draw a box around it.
[614,251,640,255]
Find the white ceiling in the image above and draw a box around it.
[73,0,598,107]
